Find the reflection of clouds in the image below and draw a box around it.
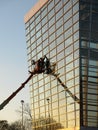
[31,56,80,128]
[66,63,74,72]
[66,71,74,80]
[58,67,65,75]
[65,37,73,47]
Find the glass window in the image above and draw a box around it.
[65,37,73,47]
[26,27,30,35]
[64,18,72,31]
[36,30,41,39]
[52,87,57,95]
[75,68,79,76]
[74,31,79,41]
[49,25,55,35]
[68,119,75,127]
[35,15,41,25]
[50,49,56,57]
[49,40,56,50]
[74,40,79,50]
[74,59,79,67]
[54,0,60,5]
[58,67,65,75]
[42,32,48,41]
[26,34,30,41]
[35,10,40,18]
[65,45,73,56]
[65,27,72,39]
[49,16,55,28]
[30,16,34,24]
[57,43,64,53]
[48,8,55,20]
[49,32,55,43]
[73,12,79,23]
[74,50,79,59]
[27,40,30,48]
[68,112,75,120]
[36,37,42,46]
[37,45,42,53]
[30,21,35,30]
[41,7,47,19]
[58,59,65,69]
[73,22,79,32]
[28,47,31,53]
[31,28,35,37]
[48,0,54,11]
[90,42,98,49]
[64,1,71,13]
[42,16,47,26]
[66,62,73,72]
[37,52,43,59]
[31,42,36,50]
[36,22,41,32]
[31,35,35,43]
[73,0,78,5]
[57,51,64,60]
[64,9,72,22]
[56,17,63,29]
[42,23,48,34]
[56,35,64,45]
[73,2,79,14]
[25,21,29,28]
[66,54,73,64]
[43,39,48,48]
[56,9,63,21]
[55,0,62,13]
[43,46,49,55]
[56,26,63,37]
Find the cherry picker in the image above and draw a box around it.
[0,56,79,110]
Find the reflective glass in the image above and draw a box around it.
[25,0,80,129]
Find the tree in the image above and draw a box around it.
[8,121,21,130]
[32,116,64,130]
[16,103,32,130]
[0,120,8,130]
[16,103,64,130]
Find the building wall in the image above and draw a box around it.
[79,0,98,127]
[24,0,48,23]
[25,0,79,129]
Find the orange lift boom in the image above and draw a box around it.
[0,71,36,110]
[0,56,80,110]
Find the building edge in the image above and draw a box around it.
[24,0,48,23]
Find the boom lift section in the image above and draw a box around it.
[0,56,80,110]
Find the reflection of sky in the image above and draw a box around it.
[28,1,80,127]
[36,71,79,127]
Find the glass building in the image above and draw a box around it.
[24,0,98,129]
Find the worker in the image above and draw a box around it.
[44,56,52,74]
[32,55,52,74]
[34,59,40,73]
[33,57,45,73]
[32,60,35,65]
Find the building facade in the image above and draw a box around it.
[24,0,98,130]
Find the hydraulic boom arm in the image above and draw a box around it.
[0,56,47,110]
[0,56,80,110]
[0,71,37,110]
[52,74,80,104]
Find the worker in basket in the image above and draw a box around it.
[32,57,45,73]
[32,55,55,74]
